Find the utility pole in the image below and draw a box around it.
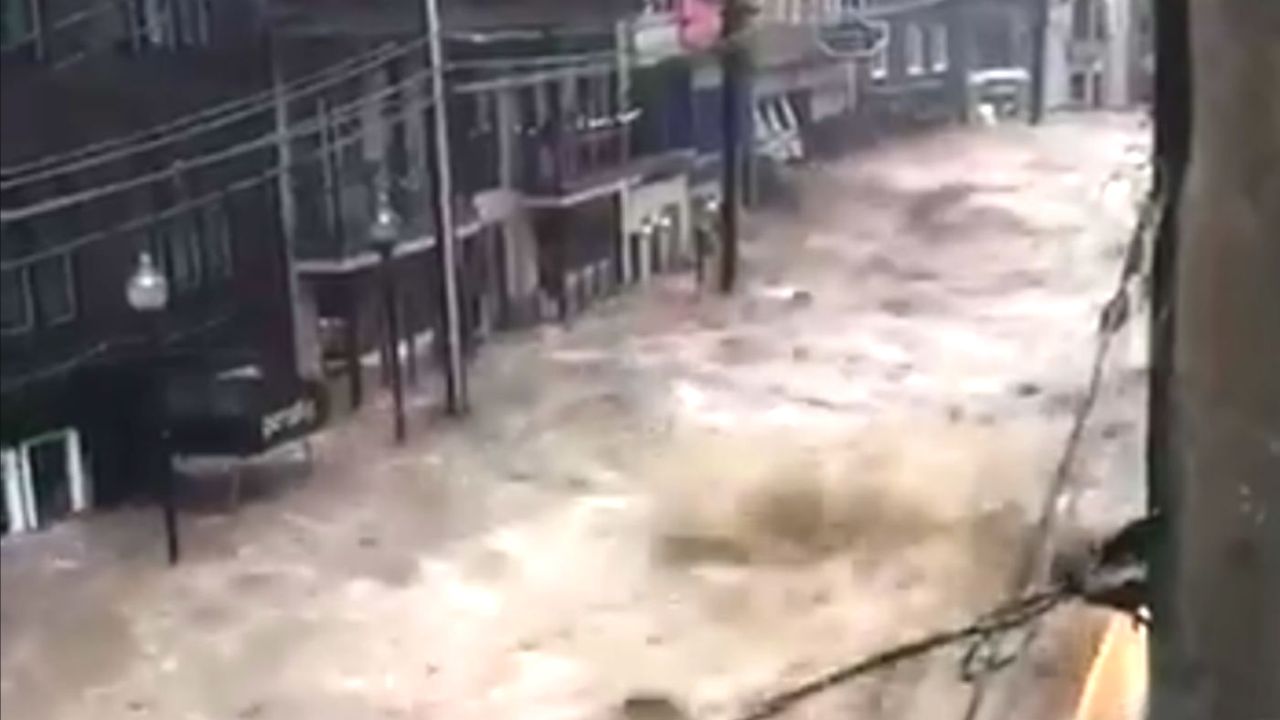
[421,0,469,414]
[718,0,749,294]
[1028,0,1049,124]
[1149,0,1280,718]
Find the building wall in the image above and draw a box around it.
[1044,0,1140,110]
[0,3,305,521]
[858,1,966,131]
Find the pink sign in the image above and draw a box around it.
[679,0,722,51]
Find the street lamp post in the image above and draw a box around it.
[370,189,407,445]
[656,213,674,274]
[126,251,178,566]
[640,216,656,282]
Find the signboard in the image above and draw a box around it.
[816,15,888,58]
[166,375,328,457]
[679,0,722,51]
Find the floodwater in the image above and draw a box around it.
[1,114,1149,720]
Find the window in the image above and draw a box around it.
[905,23,924,76]
[1071,0,1107,42]
[930,24,949,72]
[869,28,890,80]
[0,0,32,48]
[474,90,494,133]
[1070,71,1088,103]
[201,202,234,279]
[137,0,211,49]
[152,215,202,292]
[0,266,33,334]
[150,204,234,293]
[0,254,76,334]
[31,254,76,325]
[825,0,841,22]
[1,216,77,333]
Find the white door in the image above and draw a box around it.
[2,429,90,535]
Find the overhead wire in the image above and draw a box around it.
[736,588,1068,720]
[1,9,757,186]
[0,37,430,188]
[2,41,401,179]
[0,308,237,395]
[0,71,440,274]
[0,50,624,222]
[0,0,132,54]
[959,183,1164,720]
[1,0,871,187]
[0,45,619,193]
[0,18,755,264]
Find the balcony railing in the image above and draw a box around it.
[293,161,434,262]
[517,121,628,197]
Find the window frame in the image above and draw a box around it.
[201,200,234,280]
[930,23,949,72]
[905,23,925,76]
[0,264,35,336]
[869,28,890,80]
[30,252,78,327]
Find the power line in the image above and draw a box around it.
[3,0,772,184]
[0,47,620,196]
[0,309,236,395]
[736,588,1068,720]
[1,89,438,275]
[0,38,429,188]
[0,0,132,54]
[0,50,626,224]
[0,61,439,224]
[0,37,426,181]
[959,184,1164,720]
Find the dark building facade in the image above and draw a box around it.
[1,0,308,532]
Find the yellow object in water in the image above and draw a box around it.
[1075,613,1149,720]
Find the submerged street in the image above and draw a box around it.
[2,115,1150,720]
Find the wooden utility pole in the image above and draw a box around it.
[1028,0,1049,124]
[718,0,748,294]
[421,0,469,414]
[1149,1,1280,718]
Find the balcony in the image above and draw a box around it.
[517,122,629,200]
[292,161,436,264]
